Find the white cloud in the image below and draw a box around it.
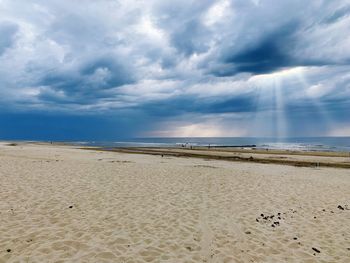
[329,126,350,136]
[147,117,248,137]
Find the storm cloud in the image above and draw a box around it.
[0,0,349,138]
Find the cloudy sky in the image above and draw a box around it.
[0,0,349,140]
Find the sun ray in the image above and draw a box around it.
[293,70,334,134]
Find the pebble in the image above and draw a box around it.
[7,249,11,253]
[338,205,344,210]
[312,247,321,253]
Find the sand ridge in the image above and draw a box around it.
[0,143,349,262]
[100,147,350,169]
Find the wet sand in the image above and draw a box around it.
[98,147,350,169]
[0,142,349,262]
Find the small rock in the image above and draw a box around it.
[293,237,298,240]
[322,209,326,212]
[186,246,192,251]
[261,213,264,217]
[312,247,321,253]
[7,249,11,253]
[338,205,344,210]
[245,231,251,234]
[256,218,259,222]
[271,224,275,228]
[69,205,73,209]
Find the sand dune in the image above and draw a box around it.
[0,143,349,262]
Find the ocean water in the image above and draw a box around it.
[75,137,350,152]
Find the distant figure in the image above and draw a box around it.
[208,144,211,149]
[161,154,164,157]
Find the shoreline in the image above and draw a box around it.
[84,146,350,169]
[3,141,350,169]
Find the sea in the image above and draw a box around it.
[73,137,350,153]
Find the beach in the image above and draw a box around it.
[0,142,349,262]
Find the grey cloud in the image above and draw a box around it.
[37,54,135,104]
[0,22,18,55]
[323,4,350,24]
[0,0,349,137]
[215,22,299,75]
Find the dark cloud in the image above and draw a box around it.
[224,30,295,74]
[37,55,134,103]
[136,92,257,117]
[0,0,349,137]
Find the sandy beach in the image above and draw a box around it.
[0,142,349,263]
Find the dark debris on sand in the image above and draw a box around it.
[337,204,349,210]
[256,206,348,256]
[338,205,344,210]
[256,211,286,228]
[312,247,321,253]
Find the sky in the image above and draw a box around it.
[0,0,350,140]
